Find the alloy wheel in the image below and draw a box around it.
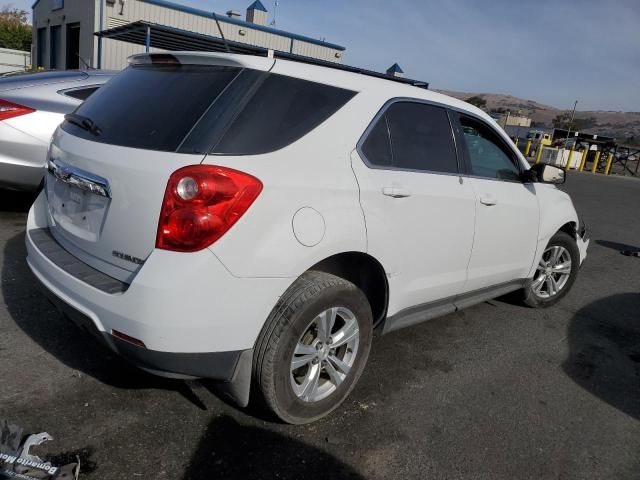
[290,307,360,403]
[532,245,572,298]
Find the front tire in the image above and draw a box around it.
[253,271,373,424]
[523,231,579,308]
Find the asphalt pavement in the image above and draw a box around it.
[0,172,638,480]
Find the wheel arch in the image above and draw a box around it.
[528,216,580,279]
[558,221,578,240]
[308,251,389,329]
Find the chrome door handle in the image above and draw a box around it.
[382,186,412,198]
[47,158,111,198]
[479,194,497,206]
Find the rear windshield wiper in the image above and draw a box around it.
[65,113,101,136]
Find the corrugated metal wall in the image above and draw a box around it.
[292,40,341,63]
[101,0,342,69]
[102,39,163,70]
[33,0,344,71]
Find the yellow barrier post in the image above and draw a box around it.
[535,145,544,164]
[591,150,602,173]
[524,140,532,157]
[565,147,575,172]
[604,152,614,175]
[579,149,588,171]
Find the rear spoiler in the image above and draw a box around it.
[128,52,275,72]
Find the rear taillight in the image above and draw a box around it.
[0,99,35,121]
[156,165,263,252]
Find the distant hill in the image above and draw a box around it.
[436,90,640,146]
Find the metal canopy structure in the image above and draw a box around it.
[95,21,267,55]
[552,128,616,147]
[551,128,639,176]
[95,21,429,89]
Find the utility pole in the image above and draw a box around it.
[563,100,578,149]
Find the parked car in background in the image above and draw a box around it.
[527,130,552,146]
[26,52,589,424]
[0,70,115,191]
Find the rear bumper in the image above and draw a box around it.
[39,277,244,380]
[25,191,293,380]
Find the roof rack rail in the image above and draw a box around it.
[272,51,429,90]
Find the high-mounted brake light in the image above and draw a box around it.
[149,53,180,65]
[0,99,35,121]
[156,165,263,252]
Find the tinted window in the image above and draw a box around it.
[459,116,521,181]
[62,64,241,152]
[386,102,457,173]
[63,86,100,101]
[61,65,354,155]
[360,115,392,167]
[212,74,355,155]
[360,102,458,173]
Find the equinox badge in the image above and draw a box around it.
[112,250,145,265]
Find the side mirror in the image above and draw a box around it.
[527,163,566,185]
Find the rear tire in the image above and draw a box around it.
[523,231,579,308]
[253,271,373,424]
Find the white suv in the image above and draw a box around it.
[25,52,589,424]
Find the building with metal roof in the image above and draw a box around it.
[386,63,404,77]
[31,0,346,71]
[247,1,268,13]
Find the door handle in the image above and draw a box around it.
[479,194,497,206]
[382,186,412,198]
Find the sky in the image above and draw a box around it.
[9,0,640,111]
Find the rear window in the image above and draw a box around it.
[62,63,356,155]
[63,64,241,152]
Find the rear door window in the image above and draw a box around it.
[360,115,393,167]
[359,101,458,174]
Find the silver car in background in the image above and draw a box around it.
[0,70,115,191]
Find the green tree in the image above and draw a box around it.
[466,95,487,110]
[552,113,571,129]
[552,112,596,131]
[0,7,32,51]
